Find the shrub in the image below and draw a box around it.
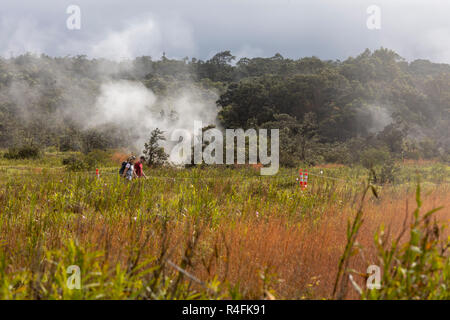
[419,138,439,159]
[45,146,58,153]
[143,128,168,166]
[438,152,450,164]
[81,130,110,154]
[377,158,399,184]
[4,145,41,159]
[84,150,111,169]
[59,135,82,152]
[63,150,111,171]
[62,155,88,171]
[360,147,391,169]
[322,143,351,164]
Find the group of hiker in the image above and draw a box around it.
[119,156,148,181]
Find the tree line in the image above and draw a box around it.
[0,48,449,168]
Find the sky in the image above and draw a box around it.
[1,0,450,62]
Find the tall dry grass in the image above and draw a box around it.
[0,165,448,299]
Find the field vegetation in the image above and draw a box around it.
[0,150,448,299]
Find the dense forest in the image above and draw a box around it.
[0,48,449,166]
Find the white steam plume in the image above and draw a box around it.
[358,104,393,134]
[88,80,220,154]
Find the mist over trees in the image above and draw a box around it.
[0,48,449,165]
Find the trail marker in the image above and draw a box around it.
[96,168,100,179]
[304,169,308,189]
[299,169,304,188]
[298,169,308,190]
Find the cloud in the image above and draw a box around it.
[1,1,450,62]
[235,45,265,61]
[422,28,450,63]
[90,15,195,60]
[0,17,58,56]
[0,8,195,60]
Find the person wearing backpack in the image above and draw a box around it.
[119,160,128,175]
[121,156,137,181]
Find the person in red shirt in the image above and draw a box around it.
[134,156,148,179]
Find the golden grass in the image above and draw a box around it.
[0,165,448,299]
[187,185,450,299]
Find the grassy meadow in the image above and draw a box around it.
[0,151,448,299]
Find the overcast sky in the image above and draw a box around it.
[1,0,450,62]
